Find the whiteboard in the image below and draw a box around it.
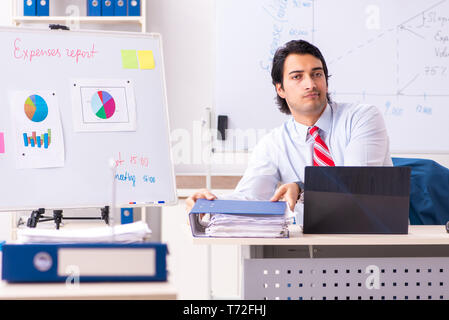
[215,0,449,153]
[0,27,177,211]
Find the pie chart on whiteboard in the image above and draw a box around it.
[91,90,116,119]
[24,94,48,122]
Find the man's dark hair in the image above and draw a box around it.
[271,40,331,115]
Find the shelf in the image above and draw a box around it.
[12,0,147,32]
[13,16,143,24]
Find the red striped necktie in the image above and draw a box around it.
[309,126,335,166]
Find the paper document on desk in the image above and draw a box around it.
[17,221,152,243]
[189,199,289,238]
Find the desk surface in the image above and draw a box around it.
[0,280,177,300]
[192,225,449,246]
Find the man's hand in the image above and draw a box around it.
[185,189,217,213]
[270,182,300,211]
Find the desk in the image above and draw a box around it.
[0,281,177,300]
[194,225,449,300]
[193,225,449,246]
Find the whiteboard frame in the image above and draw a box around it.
[0,26,178,212]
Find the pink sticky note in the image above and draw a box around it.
[0,132,4,153]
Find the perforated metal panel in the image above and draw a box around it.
[244,258,449,300]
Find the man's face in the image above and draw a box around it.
[276,53,328,122]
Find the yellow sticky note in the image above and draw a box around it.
[121,50,139,69]
[137,50,155,69]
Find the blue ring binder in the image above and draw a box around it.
[2,243,168,282]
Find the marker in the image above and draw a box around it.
[127,201,165,205]
[143,201,165,205]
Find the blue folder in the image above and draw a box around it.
[2,243,167,283]
[189,199,287,237]
[101,0,114,16]
[114,0,127,16]
[87,0,101,16]
[36,0,49,16]
[191,199,286,215]
[127,0,140,16]
[121,207,134,224]
[23,0,37,16]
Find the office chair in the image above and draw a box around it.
[392,157,449,225]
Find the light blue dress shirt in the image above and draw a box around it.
[221,102,393,224]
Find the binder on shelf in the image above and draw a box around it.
[2,242,168,283]
[87,0,101,16]
[189,199,289,238]
[121,207,134,224]
[36,0,49,16]
[101,0,114,16]
[23,0,37,16]
[127,0,140,16]
[114,0,127,16]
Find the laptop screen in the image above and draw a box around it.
[303,166,411,234]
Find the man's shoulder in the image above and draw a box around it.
[332,101,379,113]
[332,101,381,120]
[252,119,291,148]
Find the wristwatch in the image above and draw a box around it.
[294,181,305,202]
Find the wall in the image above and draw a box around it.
[0,2,11,25]
[5,1,447,172]
[146,0,217,175]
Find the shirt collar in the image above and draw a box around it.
[314,103,332,136]
[291,103,332,142]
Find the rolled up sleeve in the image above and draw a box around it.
[344,105,393,166]
[220,135,281,201]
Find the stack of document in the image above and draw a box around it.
[189,199,289,238]
[205,213,288,238]
[17,221,152,243]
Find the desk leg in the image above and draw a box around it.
[240,245,251,299]
[11,212,17,241]
[309,245,314,258]
[207,244,212,299]
[141,206,146,222]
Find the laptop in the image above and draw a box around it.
[302,166,411,234]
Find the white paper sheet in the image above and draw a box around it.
[17,221,152,243]
[71,78,137,132]
[205,213,288,238]
[9,90,65,169]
